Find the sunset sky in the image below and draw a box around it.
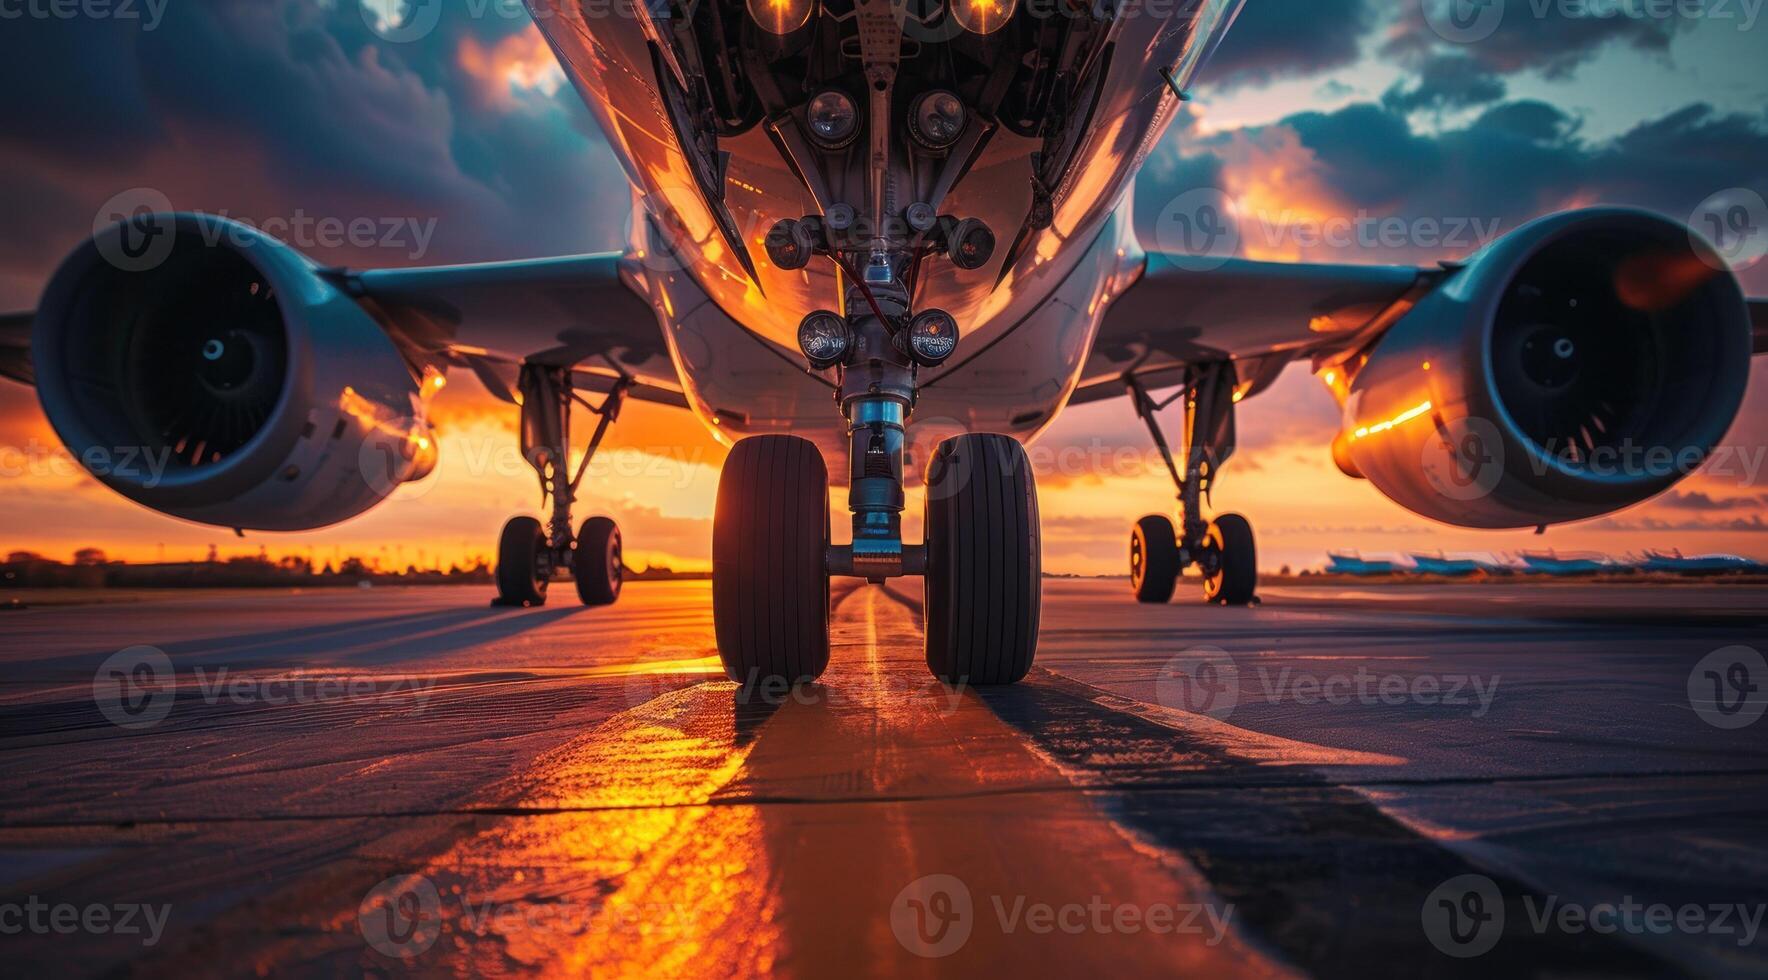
[1,0,1765,574]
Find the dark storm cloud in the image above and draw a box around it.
[0,0,627,310]
[1381,53,1509,113]
[1201,0,1379,89]
[1384,0,1688,80]
[1175,96,1768,252]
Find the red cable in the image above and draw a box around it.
[829,253,894,329]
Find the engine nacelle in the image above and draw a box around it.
[31,214,434,531]
[1340,207,1752,529]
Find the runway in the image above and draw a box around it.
[0,580,1764,977]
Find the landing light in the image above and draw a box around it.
[747,0,814,34]
[798,310,851,370]
[951,0,1016,33]
[806,90,858,149]
[901,310,959,367]
[910,91,967,150]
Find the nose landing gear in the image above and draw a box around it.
[1128,364,1259,607]
[493,364,630,608]
[710,246,1041,687]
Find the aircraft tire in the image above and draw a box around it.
[573,516,622,606]
[1203,513,1257,607]
[712,435,831,685]
[495,515,550,607]
[1131,515,1181,603]
[923,433,1041,686]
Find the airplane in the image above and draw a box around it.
[1,0,1764,688]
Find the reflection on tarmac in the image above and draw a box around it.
[0,580,1763,976]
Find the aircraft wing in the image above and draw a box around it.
[1073,254,1768,406]
[342,252,686,408]
[1070,255,1439,405]
[1,252,688,408]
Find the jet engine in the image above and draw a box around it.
[31,214,436,531]
[1337,207,1752,529]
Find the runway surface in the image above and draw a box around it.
[0,580,1764,977]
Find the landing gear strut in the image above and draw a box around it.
[1128,364,1258,607]
[494,363,629,608]
[711,238,1039,687]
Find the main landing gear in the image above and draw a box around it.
[711,222,1039,688]
[494,363,629,608]
[1127,364,1258,607]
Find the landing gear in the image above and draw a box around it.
[712,436,831,684]
[1127,363,1259,607]
[924,433,1041,685]
[493,364,631,608]
[710,217,1040,685]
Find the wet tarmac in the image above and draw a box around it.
[0,580,1764,977]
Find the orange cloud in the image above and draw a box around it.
[457,25,564,109]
